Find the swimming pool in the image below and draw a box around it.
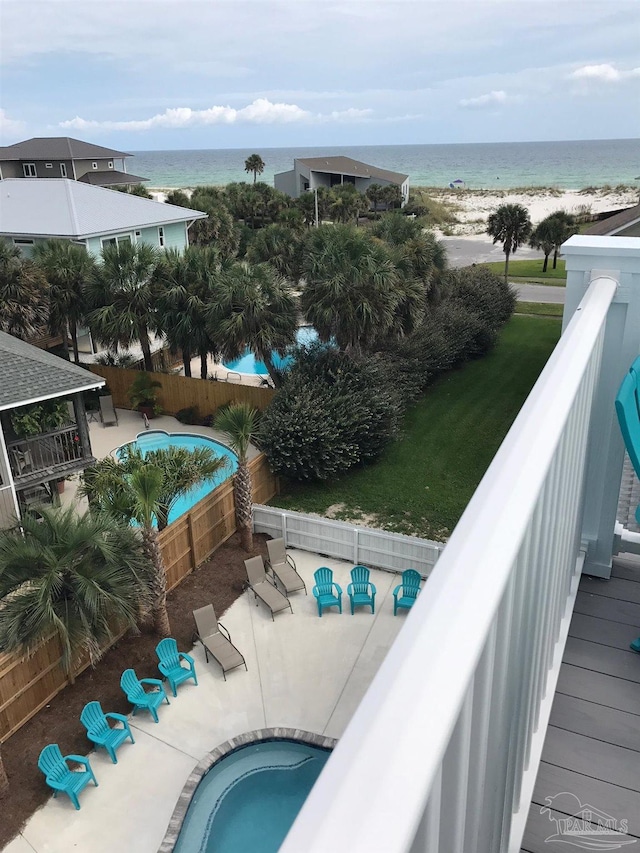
[173,739,330,853]
[223,326,318,376]
[116,431,237,524]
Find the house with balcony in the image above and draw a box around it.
[0,332,104,528]
[274,156,409,206]
[0,137,147,188]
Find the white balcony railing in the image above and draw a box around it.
[280,274,618,853]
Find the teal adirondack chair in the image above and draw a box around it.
[37,744,98,810]
[80,701,135,764]
[393,569,422,615]
[312,567,343,617]
[155,638,198,697]
[347,565,376,614]
[120,668,170,722]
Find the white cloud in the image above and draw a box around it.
[58,99,371,132]
[459,90,509,110]
[0,108,26,139]
[570,63,640,82]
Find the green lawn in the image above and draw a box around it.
[271,316,562,541]
[483,258,566,284]
[516,301,564,317]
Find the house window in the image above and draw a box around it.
[158,227,165,248]
[92,162,98,170]
[60,163,67,178]
[101,234,132,249]
[22,163,37,177]
[13,239,35,258]
[108,161,114,169]
[45,163,52,169]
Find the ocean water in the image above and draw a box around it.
[132,138,639,191]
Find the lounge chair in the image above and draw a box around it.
[193,604,247,680]
[99,394,118,427]
[120,668,170,722]
[266,538,307,595]
[393,569,422,615]
[347,565,376,614]
[80,700,135,764]
[244,556,293,619]
[37,744,98,810]
[155,638,198,697]
[312,567,343,617]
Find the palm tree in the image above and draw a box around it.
[365,183,385,218]
[246,224,305,284]
[529,219,556,273]
[487,203,532,282]
[547,210,577,269]
[82,446,229,636]
[302,225,400,353]
[0,506,152,674]
[215,403,259,552]
[244,154,265,184]
[34,240,94,363]
[0,240,49,339]
[86,241,160,371]
[208,262,298,388]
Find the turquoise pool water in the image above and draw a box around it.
[223,326,318,375]
[174,740,330,853]
[116,431,237,524]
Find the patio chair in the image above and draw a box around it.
[347,565,376,615]
[393,569,422,615]
[99,394,118,427]
[615,372,640,520]
[120,668,170,722]
[193,604,247,680]
[155,638,198,697]
[80,700,135,764]
[37,744,98,810]
[244,556,293,620]
[266,538,307,595]
[312,567,343,617]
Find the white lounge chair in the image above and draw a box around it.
[244,556,293,619]
[266,538,307,595]
[192,604,247,680]
[99,395,118,427]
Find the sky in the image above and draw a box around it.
[1,0,639,151]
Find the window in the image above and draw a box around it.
[22,163,37,177]
[108,161,114,169]
[60,163,67,178]
[158,227,165,248]
[92,162,98,170]
[101,234,132,249]
[45,163,52,169]
[13,239,34,245]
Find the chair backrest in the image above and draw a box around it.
[350,565,371,592]
[267,538,287,567]
[615,372,640,479]
[38,744,67,782]
[314,567,335,594]
[80,701,108,736]
[193,604,219,639]
[245,556,267,587]
[100,395,117,423]
[156,637,180,669]
[120,668,144,700]
[401,569,422,598]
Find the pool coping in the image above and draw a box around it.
[157,727,337,853]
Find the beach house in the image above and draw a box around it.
[585,202,640,237]
[274,156,409,206]
[0,137,147,188]
[0,332,104,528]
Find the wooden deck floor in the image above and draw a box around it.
[521,554,640,851]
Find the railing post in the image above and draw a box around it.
[72,392,92,461]
[563,236,640,578]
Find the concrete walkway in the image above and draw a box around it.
[3,552,405,853]
[513,282,566,304]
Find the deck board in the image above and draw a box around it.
[521,555,640,851]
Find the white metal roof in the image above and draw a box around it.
[0,179,206,239]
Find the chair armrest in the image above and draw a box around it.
[333,583,343,595]
[218,622,232,641]
[105,712,129,724]
[347,583,354,595]
[370,583,377,594]
[65,755,91,768]
[312,585,320,597]
[178,652,195,667]
[393,584,402,599]
[286,555,297,571]
[140,677,164,688]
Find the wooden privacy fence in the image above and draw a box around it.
[89,365,274,415]
[0,452,278,743]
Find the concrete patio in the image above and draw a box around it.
[3,551,406,853]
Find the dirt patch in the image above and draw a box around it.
[0,532,269,850]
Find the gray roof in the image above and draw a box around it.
[0,137,131,161]
[78,170,148,186]
[584,204,640,236]
[0,331,104,411]
[0,179,206,240]
[296,156,408,184]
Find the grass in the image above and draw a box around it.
[271,315,562,540]
[516,301,564,317]
[482,258,566,284]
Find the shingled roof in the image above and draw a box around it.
[584,204,640,236]
[0,332,104,411]
[0,137,131,161]
[296,156,408,185]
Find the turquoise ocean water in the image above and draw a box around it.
[132,139,639,191]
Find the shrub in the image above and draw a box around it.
[175,406,200,425]
[444,266,516,356]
